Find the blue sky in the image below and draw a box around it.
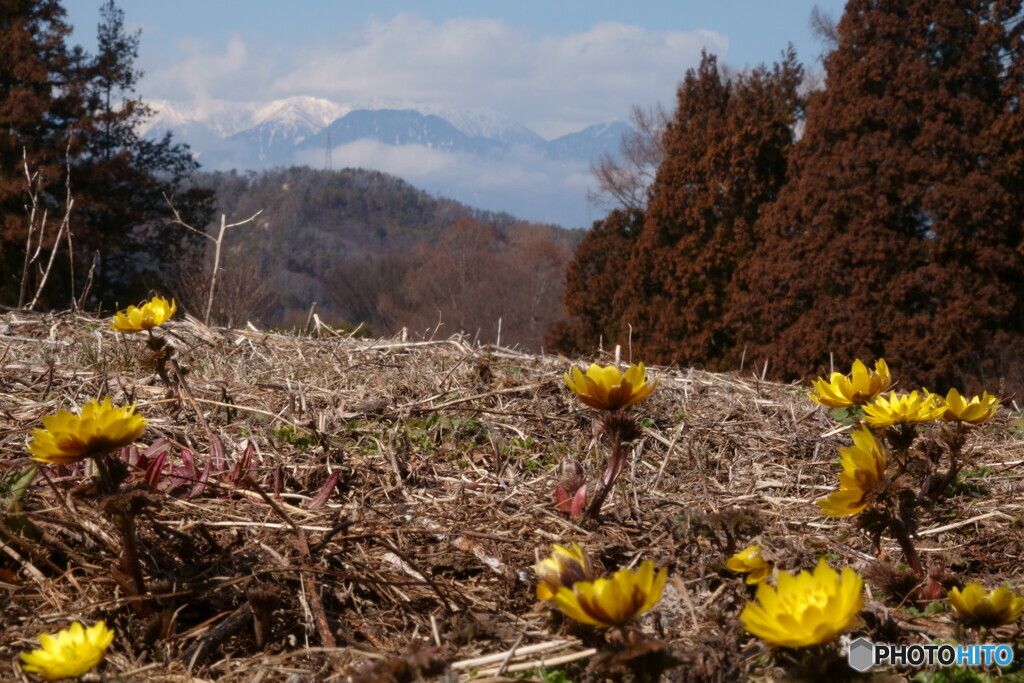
[66,1,847,138]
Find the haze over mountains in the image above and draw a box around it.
[142,96,631,228]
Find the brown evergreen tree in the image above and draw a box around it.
[0,0,77,304]
[0,0,211,309]
[551,52,804,365]
[738,0,1024,392]
[545,208,643,353]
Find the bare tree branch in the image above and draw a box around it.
[810,5,840,51]
[587,103,670,212]
[164,194,263,326]
[20,143,76,311]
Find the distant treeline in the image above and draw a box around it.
[179,167,583,349]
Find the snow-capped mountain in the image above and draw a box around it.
[294,108,626,164]
[546,120,634,162]
[299,109,500,155]
[141,99,259,138]
[140,95,630,227]
[412,103,545,147]
[224,98,350,164]
[251,96,348,130]
[142,96,624,165]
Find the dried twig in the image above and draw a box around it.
[164,197,263,326]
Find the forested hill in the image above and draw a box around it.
[181,167,583,350]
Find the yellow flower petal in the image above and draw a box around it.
[564,362,657,411]
[550,559,667,628]
[21,620,114,680]
[727,546,773,584]
[816,426,887,516]
[863,390,945,427]
[741,559,863,648]
[110,296,177,333]
[948,583,1024,628]
[27,398,147,465]
[940,388,999,424]
[534,542,594,601]
[809,359,890,407]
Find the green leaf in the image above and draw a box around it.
[1,464,38,512]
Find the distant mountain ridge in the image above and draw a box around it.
[143,97,630,167]
[142,96,632,227]
[302,109,497,156]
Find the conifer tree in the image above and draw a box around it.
[739,0,1024,391]
[546,208,643,354]
[0,0,77,303]
[0,0,211,309]
[621,51,802,368]
[551,52,804,365]
[72,0,212,304]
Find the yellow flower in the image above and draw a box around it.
[21,621,115,681]
[552,559,667,628]
[535,542,594,600]
[27,398,148,465]
[862,390,946,427]
[817,426,888,517]
[948,583,1024,628]
[809,359,891,408]
[564,363,658,411]
[938,388,999,424]
[727,545,773,585]
[110,296,177,333]
[741,559,864,648]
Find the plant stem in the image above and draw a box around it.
[117,511,150,616]
[888,517,924,577]
[932,423,966,501]
[91,454,115,494]
[931,450,960,502]
[586,430,624,520]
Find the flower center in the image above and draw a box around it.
[785,585,829,615]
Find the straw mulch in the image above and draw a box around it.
[1,309,1023,681]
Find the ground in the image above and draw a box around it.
[1,310,1023,681]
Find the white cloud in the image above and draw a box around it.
[143,14,727,139]
[293,139,599,227]
[137,14,732,227]
[146,33,272,107]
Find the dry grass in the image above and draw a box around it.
[2,309,1024,681]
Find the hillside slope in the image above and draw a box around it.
[179,167,582,348]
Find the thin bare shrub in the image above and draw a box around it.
[18,146,76,310]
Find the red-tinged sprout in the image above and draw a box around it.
[189,463,211,499]
[555,486,571,512]
[144,451,168,492]
[554,483,588,519]
[229,442,256,486]
[166,455,196,493]
[306,471,341,509]
[554,456,587,518]
[179,447,197,478]
[123,438,170,472]
[570,484,587,518]
[210,436,226,473]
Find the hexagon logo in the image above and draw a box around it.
[848,637,876,672]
